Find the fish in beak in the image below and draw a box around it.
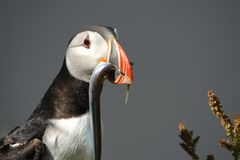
[105,38,133,84]
[90,33,133,160]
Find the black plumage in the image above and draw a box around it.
[0,59,90,159]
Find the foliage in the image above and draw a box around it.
[179,90,240,160]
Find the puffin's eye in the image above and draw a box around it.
[83,35,91,49]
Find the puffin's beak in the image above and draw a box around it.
[107,38,133,84]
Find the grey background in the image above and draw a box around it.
[0,0,240,159]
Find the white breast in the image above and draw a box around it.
[42,113,94,160]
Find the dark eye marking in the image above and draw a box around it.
[83,34,91,49]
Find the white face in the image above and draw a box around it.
[66,31,109,82]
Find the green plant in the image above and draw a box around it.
[179,90,240,160]
[178,122,214,160]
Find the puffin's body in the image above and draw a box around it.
[35,61,92,160]
[0,25,133,160]
[3,61,92,160]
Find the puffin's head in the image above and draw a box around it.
[66,25,133,84]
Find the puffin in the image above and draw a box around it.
[0,25,133,160]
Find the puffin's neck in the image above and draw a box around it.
[33,59,90,119]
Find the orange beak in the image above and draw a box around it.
[107,38,133,84]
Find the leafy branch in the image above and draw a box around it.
[179,90,240,160]
[178,123,214,160]
[208,90,240,160]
